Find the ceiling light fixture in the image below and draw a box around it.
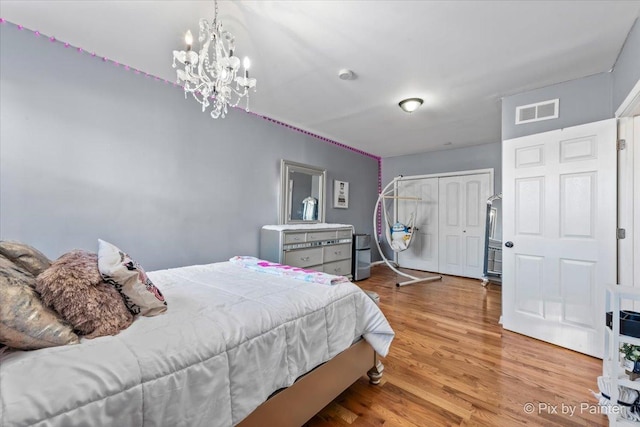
[398,98,424,113]
[172,0,256,119]
[338,69,357,80]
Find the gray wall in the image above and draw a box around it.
[502,18,640,140]
[382,142,502,197]
[501,72,613,141]
[0,24,378,270]
[613,18,640,112]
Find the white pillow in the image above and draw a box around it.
[97,239,167,317]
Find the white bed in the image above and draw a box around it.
[0,261,394,427]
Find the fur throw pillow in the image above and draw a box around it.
[0,240,51,277]
[1,260,79,350]
[36,250,133,339]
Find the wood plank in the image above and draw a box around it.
[306,265,607,427]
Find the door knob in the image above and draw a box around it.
[505,241,514,248]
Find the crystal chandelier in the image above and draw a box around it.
[172,0,257,119]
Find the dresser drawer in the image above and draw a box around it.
[306,231,336,241]
[336,229,353,239]
[323,243,351,263]
[322,259,351,276]
[284,247,323,268]
[283,233,307,244]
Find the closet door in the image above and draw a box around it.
[438,174,491,278]
[396,178,439,272]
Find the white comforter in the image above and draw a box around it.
[0,261,394,427]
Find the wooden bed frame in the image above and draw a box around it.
[238,339,384,426]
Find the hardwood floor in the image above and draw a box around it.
[306,265,607,427]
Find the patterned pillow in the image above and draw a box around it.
[0,260,79,350]
[0,240,51,277]
[97,239,167,317]
[36,250,133,338]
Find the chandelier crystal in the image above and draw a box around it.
[172,0,257,119]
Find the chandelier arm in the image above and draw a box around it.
[213,0,218,28]
[197,37,212,85]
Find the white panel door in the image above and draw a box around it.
[438,174,491,278]
[396,178,439,272]
[502,118,616,358]
[439,177,463,275]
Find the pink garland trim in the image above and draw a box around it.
[0,18,383,185]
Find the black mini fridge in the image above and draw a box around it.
[352,234,371,281]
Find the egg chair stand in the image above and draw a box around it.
[373,177,442,287]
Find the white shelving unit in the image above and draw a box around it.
[604,285,640,426]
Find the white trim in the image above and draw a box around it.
[616,78,640,118]
[618,117,634,291]
[634,116,640,311]
[394,168,495,183]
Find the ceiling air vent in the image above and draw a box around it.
[515,99,559,124]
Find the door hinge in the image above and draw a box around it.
[618,139,627,150]
[617,228,626,239]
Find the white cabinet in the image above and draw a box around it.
[260,224,353,278]
[604,285,640,426]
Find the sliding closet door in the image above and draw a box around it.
[438,174,491,278]
[396,178,439,272]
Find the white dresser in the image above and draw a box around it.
[260,224,354,278]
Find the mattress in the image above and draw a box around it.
[0,261,394,427]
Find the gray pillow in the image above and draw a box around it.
[0,261,79,350]
[0,240,51,277]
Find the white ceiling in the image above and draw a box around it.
[2,1,639,157]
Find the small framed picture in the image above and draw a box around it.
[334,180,349,209]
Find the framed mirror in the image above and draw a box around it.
[280,160,326,224]
[487,194,502,242]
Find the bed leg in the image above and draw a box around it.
[367,352,384,385]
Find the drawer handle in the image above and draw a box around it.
[293,237,301,241]
[334,251,341,255]
[300,256,310,261]
[334,267,341,272]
